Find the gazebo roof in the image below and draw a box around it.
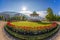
[30,11,39,16]
[30,14,39,16]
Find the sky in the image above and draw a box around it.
[0,0,60,17]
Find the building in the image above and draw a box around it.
[29,11,40,21]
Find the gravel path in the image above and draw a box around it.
[0,21,60,40]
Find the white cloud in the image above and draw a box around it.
[20,11,32,16]
[19,11,47,18]
[37,11,47,18]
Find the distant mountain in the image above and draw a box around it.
[0,13,10,19]
[0,11,44,20]
[14,13,25,16]
[14,13,30,18]
[0,11,29,18]
[0,12,19,17]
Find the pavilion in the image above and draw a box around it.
[29,11,40,21]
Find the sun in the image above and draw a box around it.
[22,6,27,11]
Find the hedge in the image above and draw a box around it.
[5,24,58,36]
[4,25,59,40]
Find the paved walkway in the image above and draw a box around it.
[0,21,11,40]
[0,21,60,40]
[0,21,18,40]
[50,22,60,40]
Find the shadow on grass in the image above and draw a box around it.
[34,21,51,25]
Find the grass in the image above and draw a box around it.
[11,21,51,27]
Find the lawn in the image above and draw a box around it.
[11,21,51,27]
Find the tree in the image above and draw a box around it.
[0,16,4,20]
[22,16,25,21]
[56,15,60,21]
[46,8,55,21]
[0,16,2,20]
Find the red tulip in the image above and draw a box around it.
[7,22,10,25]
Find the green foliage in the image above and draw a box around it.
[0,16,4,20]
[56,16,60,21]
[46,8,60,21]
[10,15,27,21]
[22,15,27,21]
[46,8,55,21]
[4,25,59,40]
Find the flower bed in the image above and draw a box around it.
[4,21,59,40]
[7,22,57,31]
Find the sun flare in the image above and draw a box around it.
[22,6,27,11]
